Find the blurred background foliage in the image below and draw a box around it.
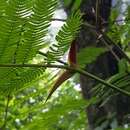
[0,54,91,130]
[0,0,130,130]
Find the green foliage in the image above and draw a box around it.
[77,47,106,67]
[0,0,85,129]
[47,10,82,63]
[127,6,130,19]
[0,0,58,95]
[114,128,130,130]
[93,72,130,106]
[21,98,86,130]
[0,0,130,129]
[71,0,82,12]
[63,0,72,7]
[19,83,95,130]
[5,80,93,130]
[63,0,82,12]
[118,59,128,73]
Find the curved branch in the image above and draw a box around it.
[0,63,129,97]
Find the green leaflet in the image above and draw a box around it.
[47,10,83,63]
[93,72,130,106]
[77,47,107,67]
[0,0,58,95]
[0,67,45,96]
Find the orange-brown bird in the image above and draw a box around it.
[45,40,77,102]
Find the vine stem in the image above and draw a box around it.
[0,63,130,97]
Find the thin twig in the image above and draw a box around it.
[38,51,67,65]
[51,18,66,22]
[0,64,67,70]
[0,63,129,97]
[102,33,130,63]
[84,22,96,29]
[97,33,120,61]
[83,23,121,61]
[84,21,130,63]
